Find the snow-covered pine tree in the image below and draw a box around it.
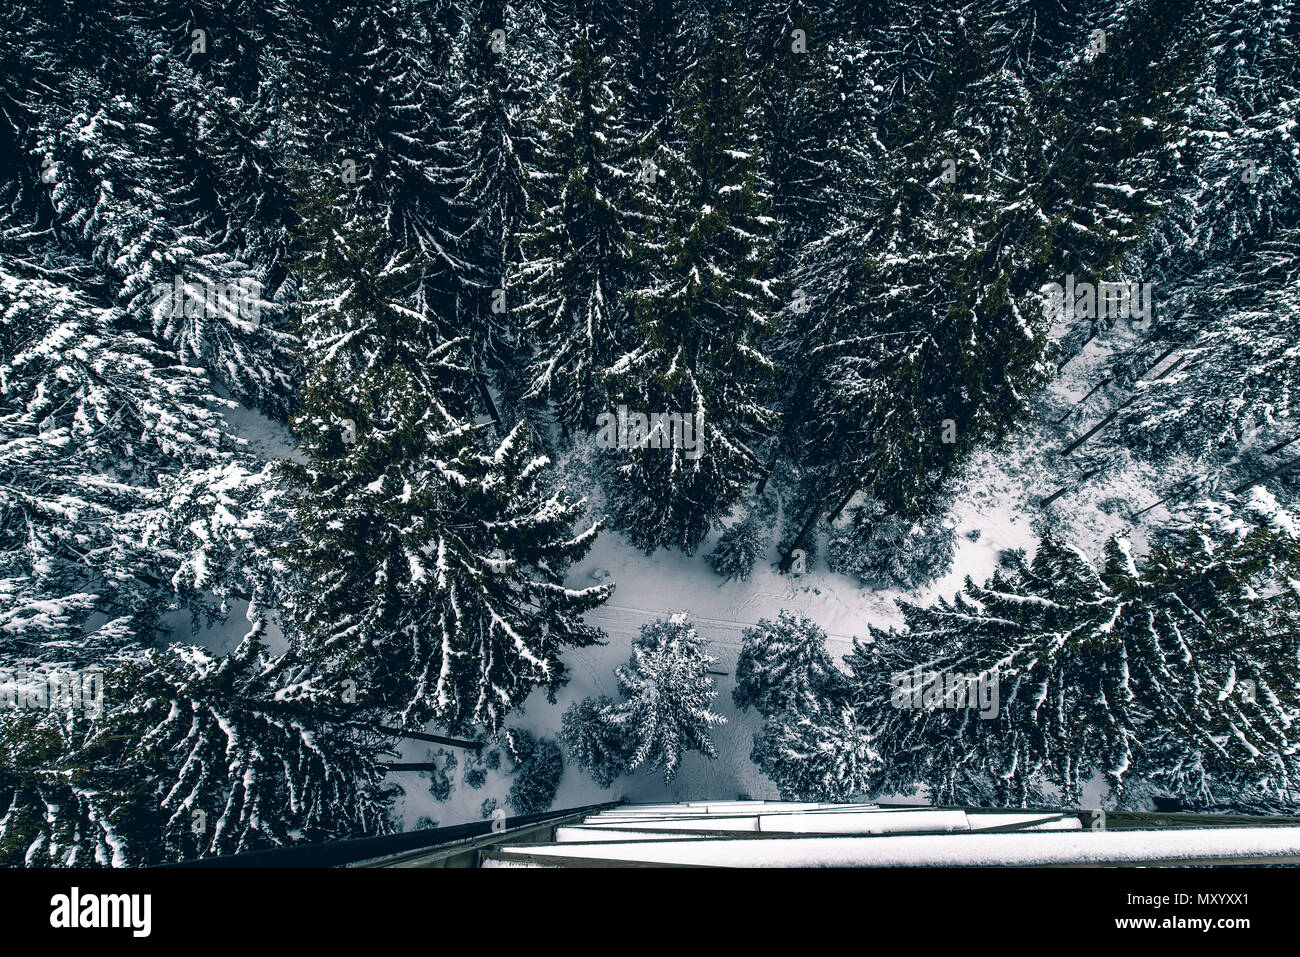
[603,613,725,783]
[16,20,294,414]
[0,632,395,866]
[732,610,847,717]
[502,726,564,814]
[751,36,886,496]
[1133,0,1300,286]
[518,26,635,434]
[748,7,844,272]
[145,461,293,619]
[707,489,776,580]
[278,0,469,275]
[767,20,1014,551]
[114,633,396,861]
[285,175,611,733]
[775,0,1199,566]
[604,19,778,553]
[609,0,697,141]
[827,504,957,589]
[0,268,239,664]
[561,694,633,788]
[848,493,1300,808]
[0,697,135,867]
[118,10,300,371]
[451,0,557,414]
[1109,222,1300,497]
[750,703,880,802]
[1053,0,1300,510]
[734,607,879,801]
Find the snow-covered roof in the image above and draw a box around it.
[480,802,1300,867]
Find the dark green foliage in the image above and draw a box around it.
[827,508,957,589]
[771,0,1207,562]
[503,728,564,815]
[4,0,1299,866]
[561,695,634,788]
[748,497,1300,809]
[425,750,457,803]
[603,20,778,554]
[708,492,777,580]
[0,634,395,866]
[849,494,1300,808]
[519,28,635,432]
[282,169,612,733]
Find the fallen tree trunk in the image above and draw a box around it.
[375,725,484,751]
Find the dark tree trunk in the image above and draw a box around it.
[1054,375,1112,424]
[474,360,504,435]
[1058,349,1185,455]
[1039,465,1107,508]
[1231,457,1300,495]
[1264,433,1300,456]
[755,454,777,496]
[777,500,824,572]
[375,725,483,751]
[1129,476,1199,519]
[776,483,859,571]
